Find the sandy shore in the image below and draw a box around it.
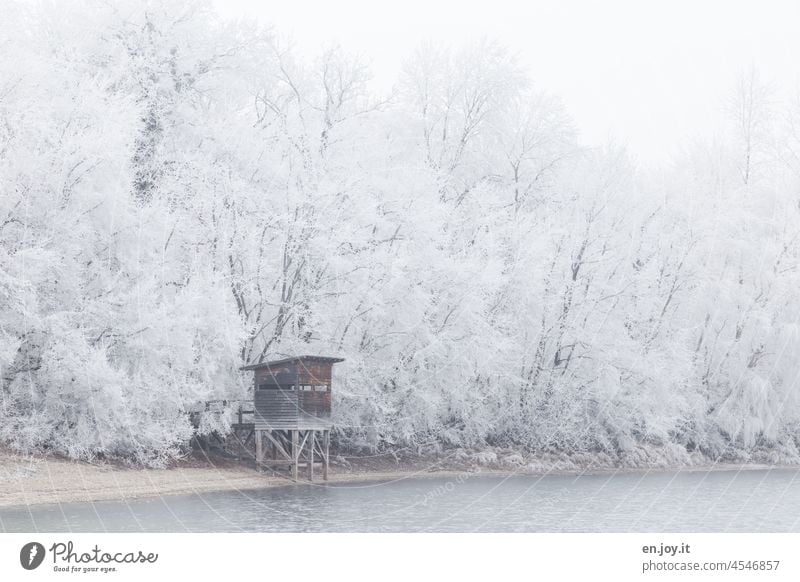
[0,450,493,509]
[0,448,790,509]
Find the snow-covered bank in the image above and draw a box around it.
[1,448,795,510]
[0,449,500,509]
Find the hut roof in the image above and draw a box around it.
[239,355,345,371]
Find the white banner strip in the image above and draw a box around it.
[1,533,798,581]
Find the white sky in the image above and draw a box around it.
[213,0,800,166]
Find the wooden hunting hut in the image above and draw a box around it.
[240,355,344,481]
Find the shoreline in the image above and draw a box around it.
[1,449,795,510]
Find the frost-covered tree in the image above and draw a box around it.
[3,0,800,467]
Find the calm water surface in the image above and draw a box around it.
[2,469,799,532]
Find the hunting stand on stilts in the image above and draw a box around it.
[239,355,344,481]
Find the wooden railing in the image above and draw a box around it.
[188,399,255,427]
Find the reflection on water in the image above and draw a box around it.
[1,469,799,532]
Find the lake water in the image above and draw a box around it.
[2,468,799,532]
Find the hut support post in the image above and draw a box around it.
[323,430,330,481]
[308,431,315,481]
[255,430,263,468]
[291,430,299,481]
